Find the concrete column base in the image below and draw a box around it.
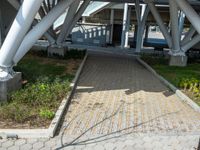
[0,72,22,102]
[169,55,188,67]
[47,46,67,58]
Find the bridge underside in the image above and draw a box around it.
[1,0,200,100]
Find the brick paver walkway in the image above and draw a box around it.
[1,53,200,149]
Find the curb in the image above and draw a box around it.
[136,57,200,113]
[0,54,88,139]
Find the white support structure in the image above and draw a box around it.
[169,0,182,55]
[146,1,172,48]
[175,0,200,35]
[7,0,20,10]
[178,11,186,39]
[182,34,200,52]
[64,0,91,41]
[2,0,200,74]
[13,0,75,64]
[0,0,43,78]
[181,25,196,45]
[56,0,80,45]
[135,0,141,52]
[13,0,73,64]
[121,3,129,48]
[0,28,2,48]
[110,9,114,44]
[32,20,56,45]
[7,0,56,46]
[124,6,131,48]
[0,7,3,47]
[136,4,149,52]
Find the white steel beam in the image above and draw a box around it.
[8,2,56,46]
[169,0,181,54]
[0,7,3,47]
[0,0,43,69]
[146,1,172,48]
[121,3,128,48]
[182,34,200,52]
[136,4,149,52]
[56,0,80,45]
[64,0,91,41]
[175,0,200,35]
[179,11,186,39]
[135,0,141,52]
[13,0,75,64]
[181,25,196,45]
[7,0,20,10]
[124,6,131,48]
[110,9,114,44]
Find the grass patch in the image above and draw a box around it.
[141,54,200,106]
[0,49,85,128]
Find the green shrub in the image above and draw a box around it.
[28,49,86,60]
[9,76,70,108]
[65,49,86,59]
[178,78,199,91]
[141,54,200,106]
[39,108,55,119]
[0,49,85,126]
[141,53,169,66]
[0,102,29,123]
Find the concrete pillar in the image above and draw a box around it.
[13,0,75,64]
[169,0,187,66]
[56,0,80,45]
[169,56,188,67]
[110,9,114,44]
[121,3,128,48]
[147,1,172,48]
[175,0,200,35]
[0,0,43,71]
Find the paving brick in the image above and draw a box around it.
[0,54,200,150]
[32,142,44,149]
[104,142,116,150]
[7,145,20,150]
[62,54,200,137]
[44,139,56,148]
[15,139,26,146]
[1,140,14,148]
[26,138,38,144]
[20,143,32,150]
[93,144,105,150]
